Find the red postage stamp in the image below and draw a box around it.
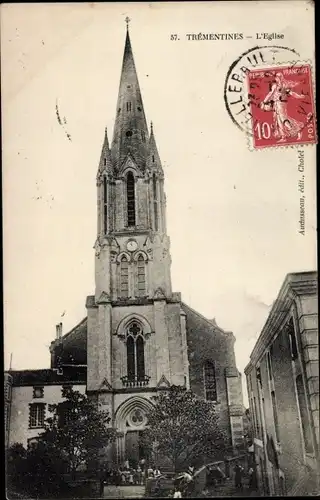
[247,64,317,149]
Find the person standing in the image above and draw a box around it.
[137,465,142,485]
[173,486,182,498]
[154,467,161,478]
[234,462,243,489]
[141,468,146,485]
[128,470,134,485]
[248,466,257,492]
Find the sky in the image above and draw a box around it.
[2,2,316,405]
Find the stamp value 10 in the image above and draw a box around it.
[246,64,317,149]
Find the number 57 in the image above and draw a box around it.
[170,34,178,41]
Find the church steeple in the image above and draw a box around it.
[111,23,149,171]
[94,22,172,301]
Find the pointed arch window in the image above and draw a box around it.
[136,254,146,297]
[126,322,145,382]
[120,256,129,298]
[126,102,132,112]
[153,174,158,232]
[203,361,217,401]
[127,172,136,226]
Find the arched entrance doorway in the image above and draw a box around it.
[115,396,153,467]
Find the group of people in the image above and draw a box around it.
[104,459,162,486]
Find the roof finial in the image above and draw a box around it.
[150,121,153,133]
[125,16,130,30]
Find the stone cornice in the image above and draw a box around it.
[87,386,171,395]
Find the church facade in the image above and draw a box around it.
[5,26,244,466]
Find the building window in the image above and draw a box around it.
[141,131,145,142]
[153,174,158,231]
[120,256,129,298]
[152,154,155,163]
[250,396,257,436]
[33,386,44,399]
[126,322,145,381]
[279,476,286,496]
[288,318,298,360]
[271,391,280,442]
[126,102,132,112]
[29,403,45,429]
[254,397,261,438]
[256,366,262,387]
[203,361,217,401]
[136,255,146,296]
[296,374,313,453]
[103,177,108,233]
[127,172,136,226]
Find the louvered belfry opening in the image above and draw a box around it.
[127,172,136,226]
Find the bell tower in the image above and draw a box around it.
[86,24,189,467]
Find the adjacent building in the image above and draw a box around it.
[5,25,244,465]
[245,271,319,496]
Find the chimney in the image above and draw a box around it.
[56,323,63,339]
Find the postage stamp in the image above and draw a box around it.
[245,64,317,149]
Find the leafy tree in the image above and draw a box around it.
[6,442,69,498]
[6,443,27,496]
[41,387,118,475]
[6,389,118,498]
[142,386,227,471]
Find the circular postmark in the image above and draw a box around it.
[224,45,300,134]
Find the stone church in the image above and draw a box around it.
[5,26,244,466]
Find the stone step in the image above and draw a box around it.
[103,485,145,499]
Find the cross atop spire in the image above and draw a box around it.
[125,16,130,29]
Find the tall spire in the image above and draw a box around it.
[111,23,149,171]
[147,121,162,171]
[97,127,112,178]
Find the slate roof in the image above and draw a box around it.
[8,366,87,386]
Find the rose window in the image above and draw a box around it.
[128,408,146,427]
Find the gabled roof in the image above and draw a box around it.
[50,317,87,365]
[181,302,234,338]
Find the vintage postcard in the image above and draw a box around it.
[2,1,318,499]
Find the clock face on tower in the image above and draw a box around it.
[126,240,138,252]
